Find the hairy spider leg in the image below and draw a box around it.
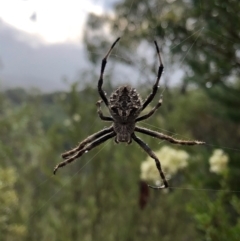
[61,126,114,159]
[135,126,205,145]
[96,100,113,121]
[98,37,121,107]
[56,39,205,190]
[136,96,163,122]
[55,132,116,174]
[132,133,168,189]
[141,41,164,111]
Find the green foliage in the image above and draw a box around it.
[0,0,239,239]
[0,167,26,240]
[82,0,240,239]
[0,85,198,240]
[187,172,240,241]
[1,79,239,240]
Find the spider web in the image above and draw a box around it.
[30,0,240,219]
[83,0,240,161]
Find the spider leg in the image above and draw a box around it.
[54,132,116,174]
[132,133,168,189]
[136,96,162,122]
[135,126,205,145]
[142,41,164,111]
[98,37,121,106]
[62,126,114,159]
[96,100,113,121]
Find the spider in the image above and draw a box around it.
[53,37,205,189]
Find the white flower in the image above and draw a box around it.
[72,114,81,122]
[64,119,72,127]
[140,146,189,182]
[209,149,229,174]
[141,158,160,182]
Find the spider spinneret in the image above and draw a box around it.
[54,37,205,190]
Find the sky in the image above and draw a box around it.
[0,0,119,92]
[0,0,182,92]
[0,0,105,44]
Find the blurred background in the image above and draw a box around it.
[0,0,240,240]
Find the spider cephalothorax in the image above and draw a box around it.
[54,37,205,189]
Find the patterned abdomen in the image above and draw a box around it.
[113,122,135,143]
[109,85,142,122]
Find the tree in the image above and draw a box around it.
[84,0,240,239]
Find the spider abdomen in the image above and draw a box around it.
[113,122,135,143]
[109,85,142,122]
